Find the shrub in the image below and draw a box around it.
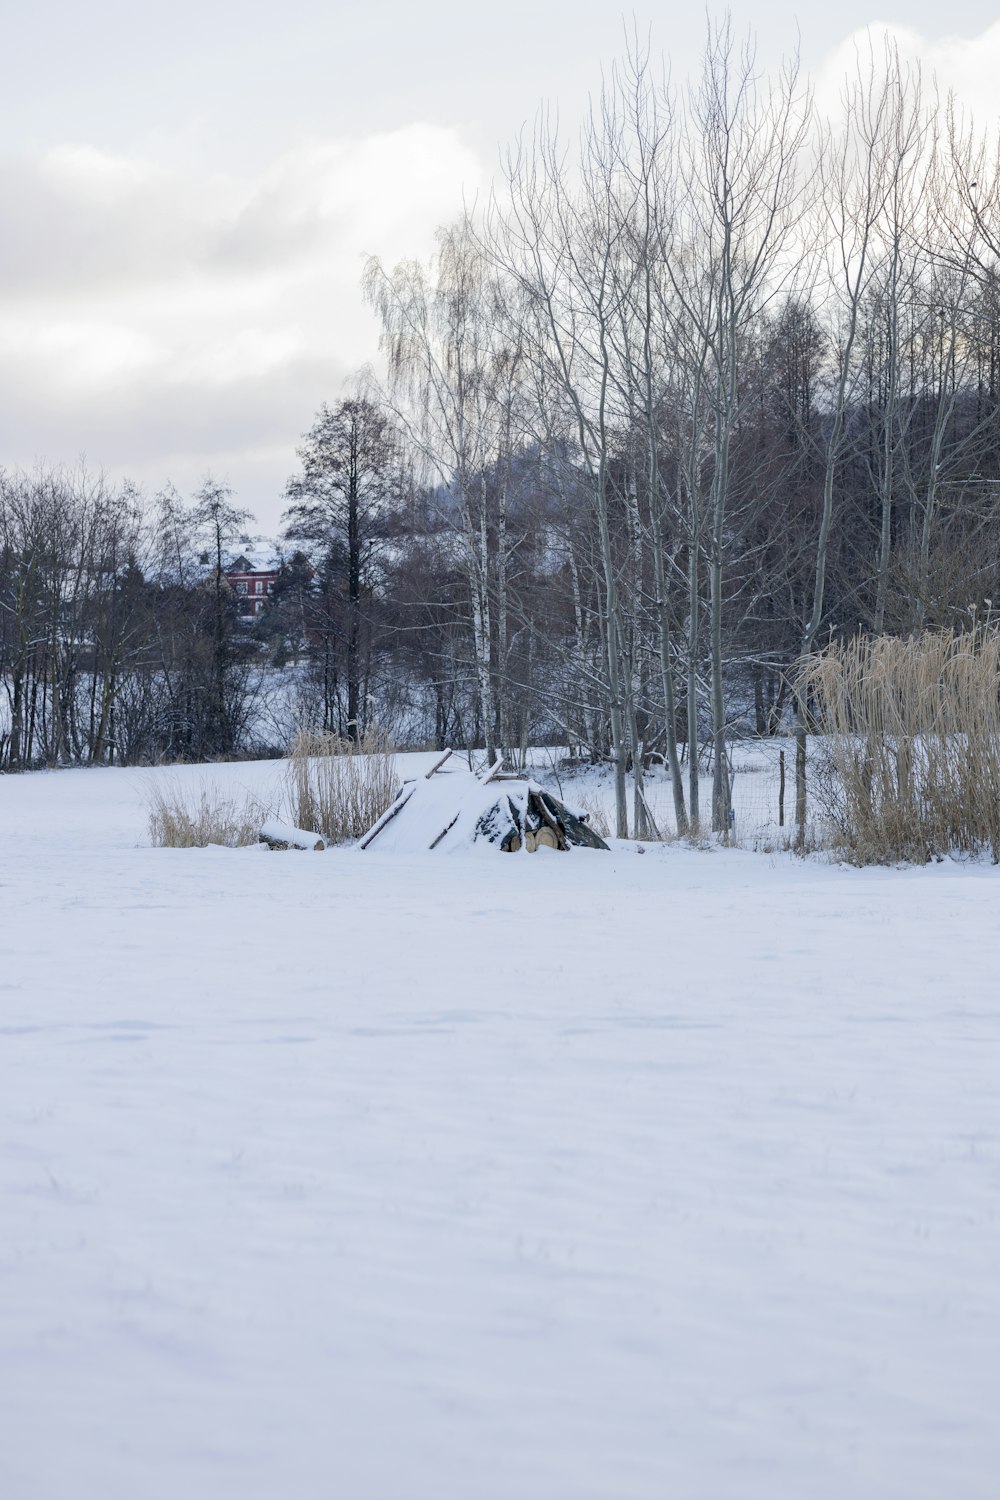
[284,729,399,845]
[801,630,1000,863]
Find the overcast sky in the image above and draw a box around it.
[3,1,1000,532]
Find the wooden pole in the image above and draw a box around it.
[429,813,461,850]
[424,748,453,778]
[358,784,415,849]
[479,756,505,785]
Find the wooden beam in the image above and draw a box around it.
[428,812,461,850]
[479,755,505,785]
[424,748,453,779]
[358,784,415,849]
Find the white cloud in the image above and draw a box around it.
[0,125,485,527]
[815,21,1000,124]
[41,144,158,202]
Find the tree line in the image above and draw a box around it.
[361,26,1000,837]
[5,23,1000,840]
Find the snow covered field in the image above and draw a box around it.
[2,755,999,1499]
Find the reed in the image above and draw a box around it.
[284,728,399,845]
[801,630,1000,862]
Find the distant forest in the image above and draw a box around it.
[5,25,1000,836]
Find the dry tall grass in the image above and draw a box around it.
[801,630,1000,862]
[285,729,399,845]
[148,782,270,848]
[573,791,612,840]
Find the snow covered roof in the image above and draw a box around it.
[224,537,282,574]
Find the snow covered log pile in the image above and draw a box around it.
[259,820,326,851]
[358,755,609,855]
[471,784,608,852]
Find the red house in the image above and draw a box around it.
[226,549,280,619]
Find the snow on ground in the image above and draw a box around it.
[2,755,999,1499]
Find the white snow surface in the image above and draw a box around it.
[2,755,999,1499]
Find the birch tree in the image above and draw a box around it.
[364,224,518,764]
[795,40,923,839]
[665,20,811,832]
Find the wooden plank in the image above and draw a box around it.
[358,783,415,849]
[424,747,453,779]
[428,812,461,850]
[479,755,505,785]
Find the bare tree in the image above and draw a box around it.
[365,223,522,764]
[795,39,921,839]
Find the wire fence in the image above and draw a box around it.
[546,738,816,851]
